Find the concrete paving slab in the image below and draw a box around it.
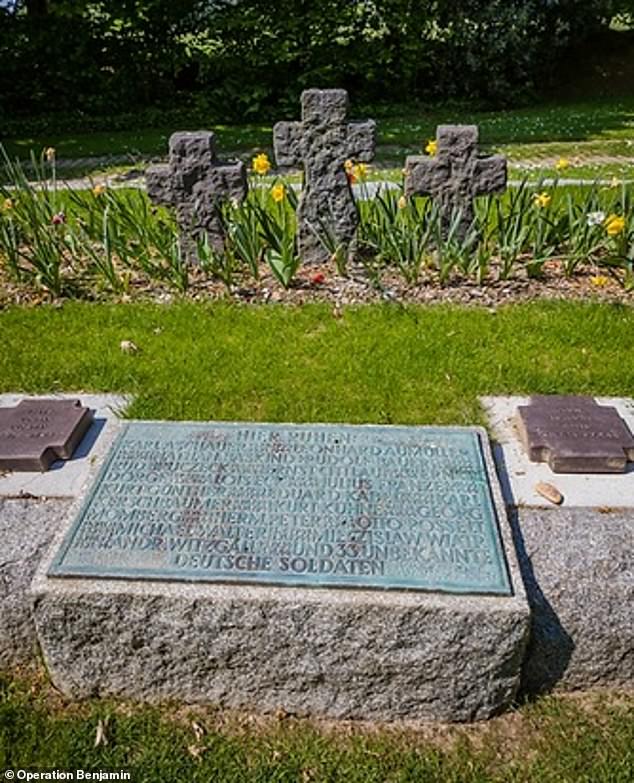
[481,396,634,508]
[0,394,130,499]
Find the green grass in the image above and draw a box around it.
[4,97,634,179]
[502,138,634,160]
[363,163,632,184]
[379,98,634,146]
[1,674,632,783]
[0,301,632,424]
[507,162,634,183]
[2,125,273,163]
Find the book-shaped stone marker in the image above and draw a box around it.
[515,395,634,474]
[0,399,94,472]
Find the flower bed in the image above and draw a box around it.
[0,150,632,303]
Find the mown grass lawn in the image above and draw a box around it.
[1,673,632,783]
[0,300,632,424]
[4,97,634,180]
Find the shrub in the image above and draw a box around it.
[0,1,622,125]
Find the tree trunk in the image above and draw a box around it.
[25,0,49,17]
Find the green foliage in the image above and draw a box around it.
[0,1,623,123]
[224,200,265,280]
[361,190,437,284]
[1,148,633,295]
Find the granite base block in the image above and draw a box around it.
[31,422,530,722]
[32,577,529,722]
[0,498,71,667]
[515,507,634,694]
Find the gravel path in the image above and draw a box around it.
[7,149,634,193]
[17,173,634,195]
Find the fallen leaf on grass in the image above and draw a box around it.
[94,718,108,748]
[187,744,205,761]
[120,340,138,354]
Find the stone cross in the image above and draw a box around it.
[405,125,507,240]
[146,131,247,264]
[274,89,376,265]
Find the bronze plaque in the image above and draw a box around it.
[0,399,93,472]
[50,422,512,595]
[515,396,634,473]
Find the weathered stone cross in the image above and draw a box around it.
[274,89,376,265]
[405,125,507,240]
[146,131,247,263]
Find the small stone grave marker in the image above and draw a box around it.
[146,131,247,263]
[0,399,93,472]
[274,89,376,265]
[50,422,511,595]
[405,125,507,240]
[515,395,634,473]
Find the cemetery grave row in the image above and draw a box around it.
[0,89,633,302]
[0,392,632,722]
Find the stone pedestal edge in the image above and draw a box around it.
[30,423,530,722]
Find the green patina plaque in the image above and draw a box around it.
[50,422,511,595]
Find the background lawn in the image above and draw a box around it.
[4,97,634,182]
[0,300,632,424]
[5,98,634,158]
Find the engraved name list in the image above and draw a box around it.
[51,422,511,594]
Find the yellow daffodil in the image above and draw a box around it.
[555,157,570,171]
[353,163,368,180]
[271,183,285,203]
[610,177,621,189]
[44,147,56,162]
[590,275,609,287]
[397,195,407,209]
[534,192,551,209]
[605,214,625,236]
[92,183,107,197]
[252,153,271,176]
[425,139,438,156]
[2,198,13,210]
